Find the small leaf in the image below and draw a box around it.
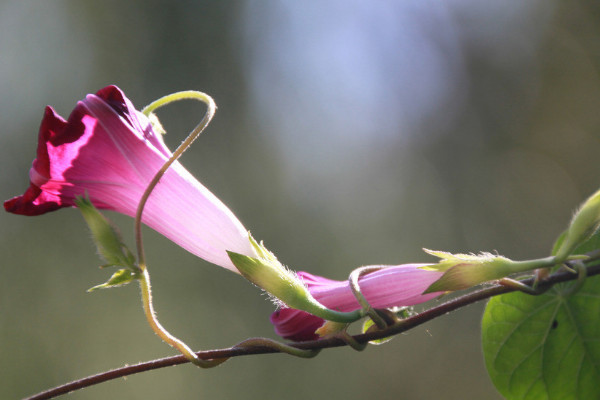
[361,319,394,345]
[75,197,137,271]
[88,269,138,292]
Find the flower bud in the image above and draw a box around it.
[423,249,513,293]
[271,265,444,341]
[422,249,553,293]
[555,189,600,262]
[227,250,315,311]
[230,237,364,324]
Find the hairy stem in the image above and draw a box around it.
[138,267,226,368]
[131,91,217,364]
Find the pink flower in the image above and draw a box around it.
[4,85,255,272]
[270,265,444,341]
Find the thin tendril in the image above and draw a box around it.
[135,91,216,269]
[349,266,388,328]
[133,91,217,366]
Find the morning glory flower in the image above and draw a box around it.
[270,265,444,341]
[4,85,255,271]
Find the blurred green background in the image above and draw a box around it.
[2,1,600,399]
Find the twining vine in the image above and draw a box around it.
[25,258,600,400]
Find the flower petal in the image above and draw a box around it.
[271,264,444,341]
[5,85,255,271]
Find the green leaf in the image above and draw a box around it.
[482,278,600,399]
[75,197,137,271]
[88,269,138,292]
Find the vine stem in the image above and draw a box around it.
[135,91,216,269]
[134,91,220,366]
[23,260,600,400]
[138,267,227,368]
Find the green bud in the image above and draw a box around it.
[423,249,555,293]
[229,236,363,324]
[227,251,314,311]
[555,189,600,262]
[75,197,137,271]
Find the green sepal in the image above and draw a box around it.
[88,269,139,292]
[422,249,515,293]
[361,319,394,345]
[423,249,557,293]
[227,250,311,311]
[421,249,512,273]
[248,234,279,263]
[229,237,363,324]
[147,112,166,135]
[75,197,137,271]
[315,321,347,338]
[230,234,311,310]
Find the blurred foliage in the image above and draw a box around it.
[1,1,600,399]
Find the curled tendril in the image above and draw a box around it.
[134,91,219,366]
[348,266,389,329]
[234,337,321,359]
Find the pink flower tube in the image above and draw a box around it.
[4,85,255,272]
[271,265,444,341]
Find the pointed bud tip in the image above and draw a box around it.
[556,189,600,261]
